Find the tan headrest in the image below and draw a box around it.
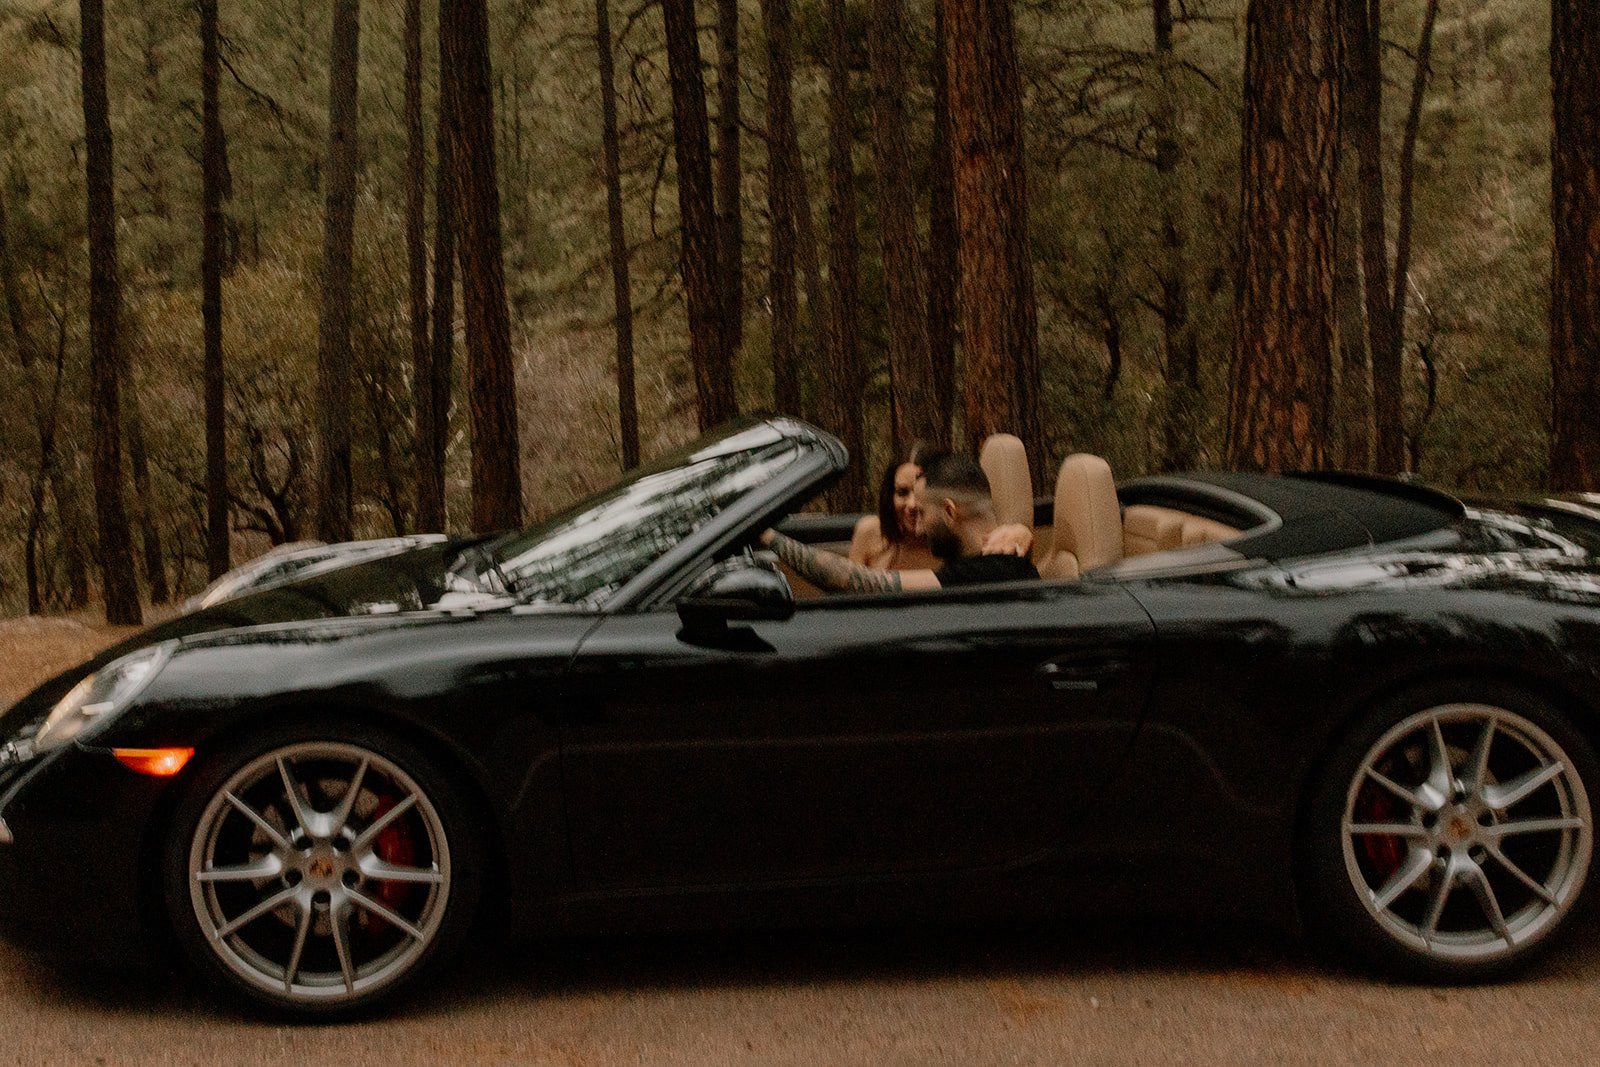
[1123,504,1184,556]
[1051,454,1122,572]
[978,434,1034,529]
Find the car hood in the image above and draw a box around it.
[1,540,510,723]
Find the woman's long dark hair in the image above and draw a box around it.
[876,440,935,544]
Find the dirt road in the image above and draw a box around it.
[5,616,1600,1066]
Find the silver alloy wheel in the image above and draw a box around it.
[1342,703,1592,962]
[187,741,451,1005]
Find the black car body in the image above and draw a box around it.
[4,416,1600,1015]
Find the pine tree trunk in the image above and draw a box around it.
[761,0,801,416]
[663,0,736,430]
[926,0,957,443]
[315,0,360,542]
[429,40,458,527]
[762,0,832,425]
[871,0,939,445]
[1153,0,1200,472]
[1386,0,1439,465]
[122,365,169,603]
[201,0,230,576]
[443,0,524,529]
[1551,0,1600,490]
[716,0,743,352]
[81,0,143,625]
[1349,0,1400,473]
[407,0,445,530]
[1225,0,1342,473]
[818,0,865,505]
[597,0,640,470]
[947,0,1043,477]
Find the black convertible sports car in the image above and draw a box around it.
[5,416,1600,1016]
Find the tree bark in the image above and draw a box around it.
[818,0,866,506]
[762,0,832,426]
[443,0,524,529]
[761,0,801,416]
[427,36,458,530]
[121,363,169,603]
[1387,0,1439,464]
[406,0,445,528]
[597,0,640,470]
[81,0,143,625]
[315,0,360,543]
[201,0,230,577]
[663,0,736,430]
[1348,0,1438,474]
[1153,0,1200,472]
[926,0,957,443]
[1349,0,1397,472]
[716,0,743,352]
[947,0,1043,478]
[871,0,939,445]
[1225,0,1342,473]
[1551,0,1600,490]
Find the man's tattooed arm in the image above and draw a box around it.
[761,531,903,593]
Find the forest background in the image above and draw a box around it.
[0,0,1588,621]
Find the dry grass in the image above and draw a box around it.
[0,612,158,709]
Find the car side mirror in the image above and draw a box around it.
[677,556,795,631]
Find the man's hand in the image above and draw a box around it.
[982,523,1033,558]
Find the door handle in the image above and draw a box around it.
[1037,655,1130,691]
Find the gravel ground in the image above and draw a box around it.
[5,613,1600,1065]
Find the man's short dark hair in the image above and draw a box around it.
[918,450,991,498]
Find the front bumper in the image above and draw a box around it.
[0,743,173,963]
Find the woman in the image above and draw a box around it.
[849,442,942,571]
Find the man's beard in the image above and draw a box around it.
[926,520,964,561]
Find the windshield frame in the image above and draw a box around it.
[487,417,844,614]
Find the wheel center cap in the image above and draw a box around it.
[309,857,335,880]
[1446,816,1474,842]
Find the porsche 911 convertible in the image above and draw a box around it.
[4,416,1600,1016]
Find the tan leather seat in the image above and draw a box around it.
[978,434,1034,531]
[1038,453,1122,579]
[1123,504,1184,556]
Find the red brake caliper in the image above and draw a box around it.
[1353,782,1405,883]
[369,794,418,914]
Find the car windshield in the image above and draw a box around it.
[488,422,808,608]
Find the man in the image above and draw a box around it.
[759,451,1041,593]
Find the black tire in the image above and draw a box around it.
[1301,682,1598,982]
[162,720,483,1018]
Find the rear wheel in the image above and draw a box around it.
[164,725,481,1017]
[1303,687,1597,981]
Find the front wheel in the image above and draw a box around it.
[1302,688,1597,981]
[163,725,482,1017]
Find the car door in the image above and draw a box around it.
[556,579,1157,891]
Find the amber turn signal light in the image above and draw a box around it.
[113,747,195,777]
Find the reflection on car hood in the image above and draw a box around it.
[185,539,512,626]
[183,535,453,611]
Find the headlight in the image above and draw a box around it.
[34,643,174,753]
